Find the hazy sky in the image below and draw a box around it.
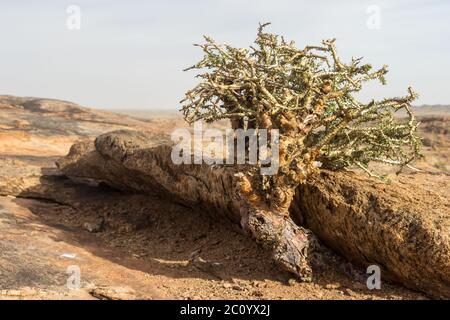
[1,0,449,110]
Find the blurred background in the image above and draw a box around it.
[0,0,449,110]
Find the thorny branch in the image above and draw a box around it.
[181,23,421,215]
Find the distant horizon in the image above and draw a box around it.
[2,93,450,114]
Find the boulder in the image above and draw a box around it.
[57,130,450,298]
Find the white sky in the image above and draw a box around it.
[0,0,449,110]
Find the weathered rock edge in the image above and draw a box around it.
[57,130,450,298]
[56,130,322,282]
[292,171,450,298]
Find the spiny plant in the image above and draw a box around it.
[181,23,421,214]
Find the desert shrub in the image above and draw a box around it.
[181,23,421,213]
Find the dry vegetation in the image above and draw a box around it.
[182,23,421,214]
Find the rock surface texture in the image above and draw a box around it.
[293,171,450,299]
[57,130,323,282]
[57,130,450,298]
[1,95,448,299]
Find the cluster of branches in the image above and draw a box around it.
[181,23,421,214]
